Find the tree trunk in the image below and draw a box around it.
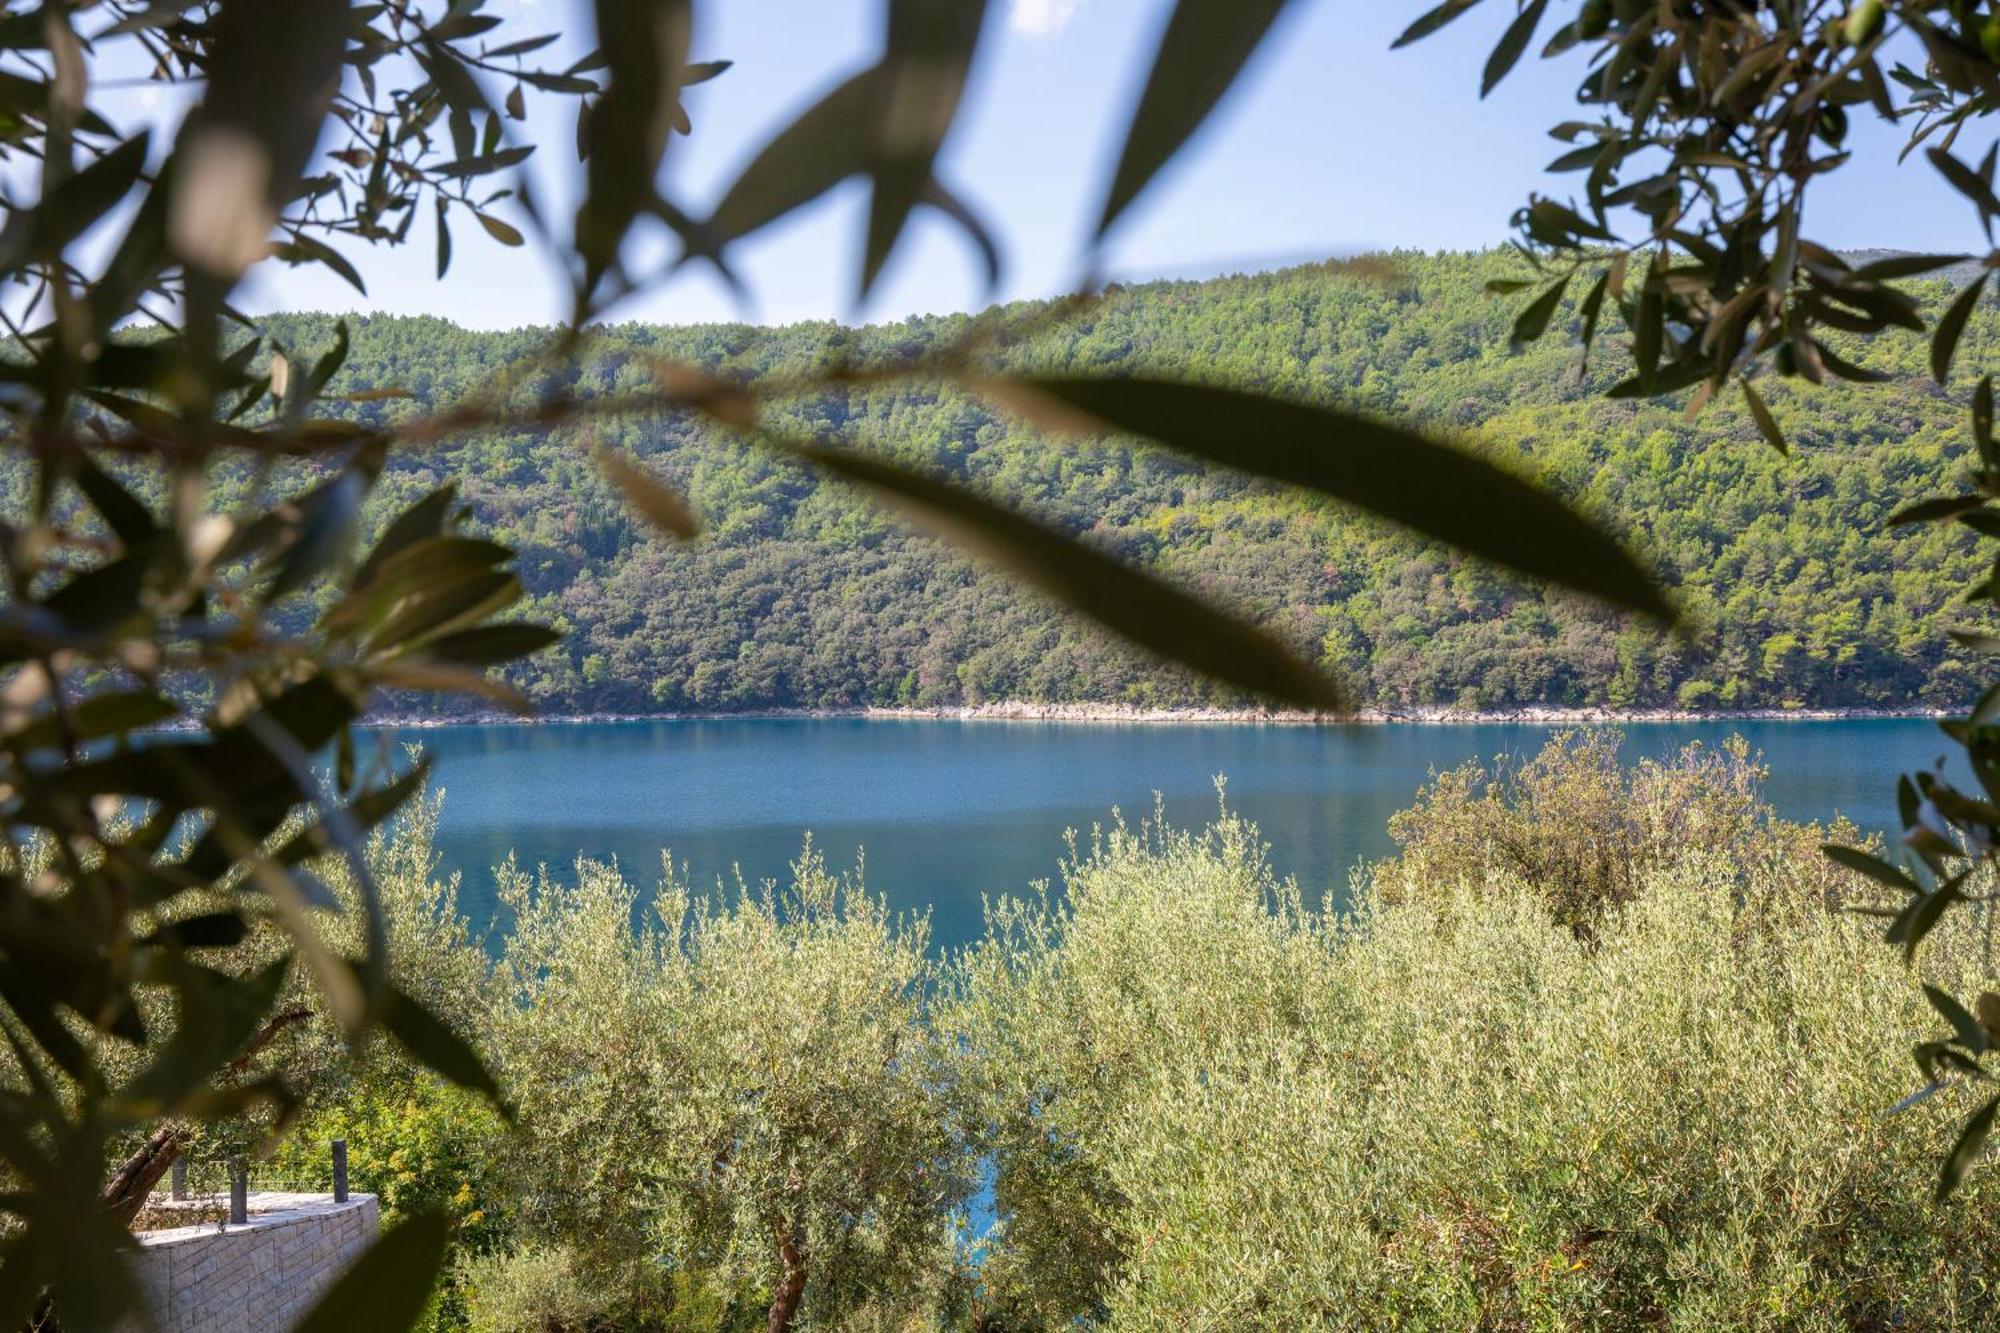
[100,1007,312,1229]
[766,1219,807,1333]
[100,1126,186,1230]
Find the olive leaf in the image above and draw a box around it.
[1933,272,1990,384]
[705,70,878,251]
[1095,0,1292,241]
[598,446,703,540]
[293,1210,452,1333]
[1939,1095,2000,1201]
[863,0,989,297]
[576,0,691,298]
[1483,0,1550,97]
[996,376,1673,621]
[783,440,1343,710]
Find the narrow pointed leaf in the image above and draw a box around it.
[1741,378,1786,454]
[1815,339,1890,384]
[1931,147,2000,233]
[355,486,463,594]
[1938,1095,2000,1200]
[1933,272,1989,384]
[923,179,1001,293]
[788,442,1343,710]
[1635,280,1663,385]
[1822,844,1923,895]
[0,130,150,272]
[1976,376,1995,466]
[862,0,989,299]
[72,456,157,547]
[409,624,560,668]
[1849,252,1971,281]
[361,973,507,1111]
[475,212,524,247]
[575,0,691,294]
[1887,495,1987,526]
[435,198,452,279]
[1895,884,1960,963]
[1926,984,1990,1055]
[366,571,520,652]
[1095,0,1291,240]
[1393,0,1480,49]
[598,447,701,540]
[707,71,878,248]
[143,912,251,949]
[273,233,367,296]
[185,0,348,274]
[293,1209,451,1333]
[1483,0,1550,98]
[1576,268,1609,354]
[4,690,178,752]
[1003,376,1673,620]
[1509,274,1568,350]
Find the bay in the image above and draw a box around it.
[373,716,1954,955]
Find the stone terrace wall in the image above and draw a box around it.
[125,1193,379,1332]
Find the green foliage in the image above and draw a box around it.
[267,1078,509,1330]
[0,0,574,1288]
[1381,729,1859,935]
[0,461,537,1326]
[949,800,2000,1330]
[1,1,1682,1324]
[457,1242,666,1333]
[32,0,2000,1321]
[1400,2,1993,415]
[277,762,2000,1331]
[237,255,1998,718]
[468,847,973,1331]
[295,1208,455,1333]
[1395,0,2000,1204]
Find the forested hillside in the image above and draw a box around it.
[252,250,1994,715]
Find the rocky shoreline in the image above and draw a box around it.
[361,702,1949,728]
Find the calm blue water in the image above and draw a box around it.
[361,716,1959,955]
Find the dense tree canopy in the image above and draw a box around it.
[234,249,1990,717]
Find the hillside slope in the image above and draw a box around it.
[254,250,1994,715]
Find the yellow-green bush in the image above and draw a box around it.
[242,744,2000,1331]
[952,802,2000,1330]
[468,844,974,1331]
[1379,730,1859,934]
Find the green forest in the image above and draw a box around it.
[252,248,1994,716]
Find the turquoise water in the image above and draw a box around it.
[374,716,1957,954]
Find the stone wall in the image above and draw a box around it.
[125,1192,379,1332]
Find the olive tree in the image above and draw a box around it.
[0,1,1678,1325]
[1393,0,2000,1199]
[947,793,1998,1328]
[474,849,971,1332]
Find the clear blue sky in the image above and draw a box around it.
[241,0,1973,330]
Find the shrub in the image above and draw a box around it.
[274,757,2000,1330]
[952,806,2000,1330]
[472,844,975,1331]
[1376,730,1860,935]
[456,1243,705,1333]
[269,1076,508,1330]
